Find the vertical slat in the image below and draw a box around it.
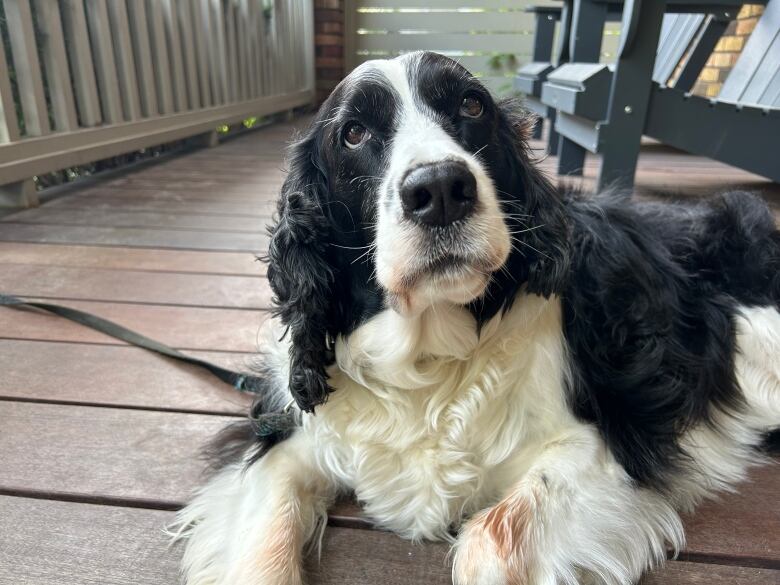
[60,0,101,126]
[176,0,202,109]
[84,0,124,123]
[201,0,222,104]
[190,0,213,107]
[0,37,21,142]
[236,0,250,100]
[225,0,240,102]
[146,0,175,114]
[161,0,188,111]
[33,0,79,131]
[105,0,142,121]
[209,0,229,104]
[3,0,50,135]
[255,0,268,97]
[126,0,159,118]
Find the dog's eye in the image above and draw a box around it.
[344,123,370,149]
[460,95,484,119]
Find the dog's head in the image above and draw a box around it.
[267,52,569,411]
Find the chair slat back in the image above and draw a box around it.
[653,14,706,84]
[720,0,780,105]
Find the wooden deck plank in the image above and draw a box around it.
[0,340,252,414]
[1,496,778,585]
[43,196,276,216]
[0,402,229,506]
[0,299,267,352]
[680,461,780,568]
[3,207,266,231]
[0,393,776,565]
[0,223,266,252]
[0,243,265,276]
[0,264,271,308]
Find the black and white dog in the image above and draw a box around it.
[177,52,780,585]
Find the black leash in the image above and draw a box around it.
[0,293,300,439]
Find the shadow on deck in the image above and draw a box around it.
[0,118,777,584]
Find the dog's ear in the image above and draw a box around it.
[496,97,570,296]
[266,130,336,413]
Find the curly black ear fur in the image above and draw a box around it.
[266,131,336,413]
[473,98,570,324]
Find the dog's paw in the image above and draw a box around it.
[452,494,536,585]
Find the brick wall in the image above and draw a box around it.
[314,0,345,104]
[692,5,764,98]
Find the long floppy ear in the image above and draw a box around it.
[266,132,336,413]
[496,97,570,297]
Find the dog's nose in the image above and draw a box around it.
[400,161,477,227]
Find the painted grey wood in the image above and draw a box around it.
[0,30,21,143]
[162,0,189,112]
[146,0,176,114]
[645,87,780,182]
[226,0,240,102]
[555,0,609,175]
[126,0,159,118]
[33,0,79,131]
[3,0,51,135]
[673,15,730,92]
[598,0,667,188]
[60,0,102,126]
[720,0,780,102]
[190,0,213,107]
[0,88,312,185]
[654,15,705,84]
[177,0,202,109]
[106,0,143,121]
[84,0,124,124]
[740,30,780,105]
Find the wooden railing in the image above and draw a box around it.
[0,0,315,207]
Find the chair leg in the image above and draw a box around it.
[557,138,586,176]
[547,110,560,155]
[532,117,544,140]
[597,140,641,190]
[596,0,667,191]
[555,0,607,177]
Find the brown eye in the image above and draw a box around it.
[344,123,370,149]
[460,95,484,119]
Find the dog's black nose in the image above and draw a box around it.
[400,161,477,227]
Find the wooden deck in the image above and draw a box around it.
[0,118,778,584]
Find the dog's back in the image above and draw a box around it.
[562,191,780,489]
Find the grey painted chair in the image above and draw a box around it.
[643,0,780,183]
[514,5,567,153]
[540,0,778,188]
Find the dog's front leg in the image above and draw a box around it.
[177,430,335,585]
[452,427,684,585]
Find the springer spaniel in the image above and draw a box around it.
[176,52,780,585]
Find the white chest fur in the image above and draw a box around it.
[303,295,579,540]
